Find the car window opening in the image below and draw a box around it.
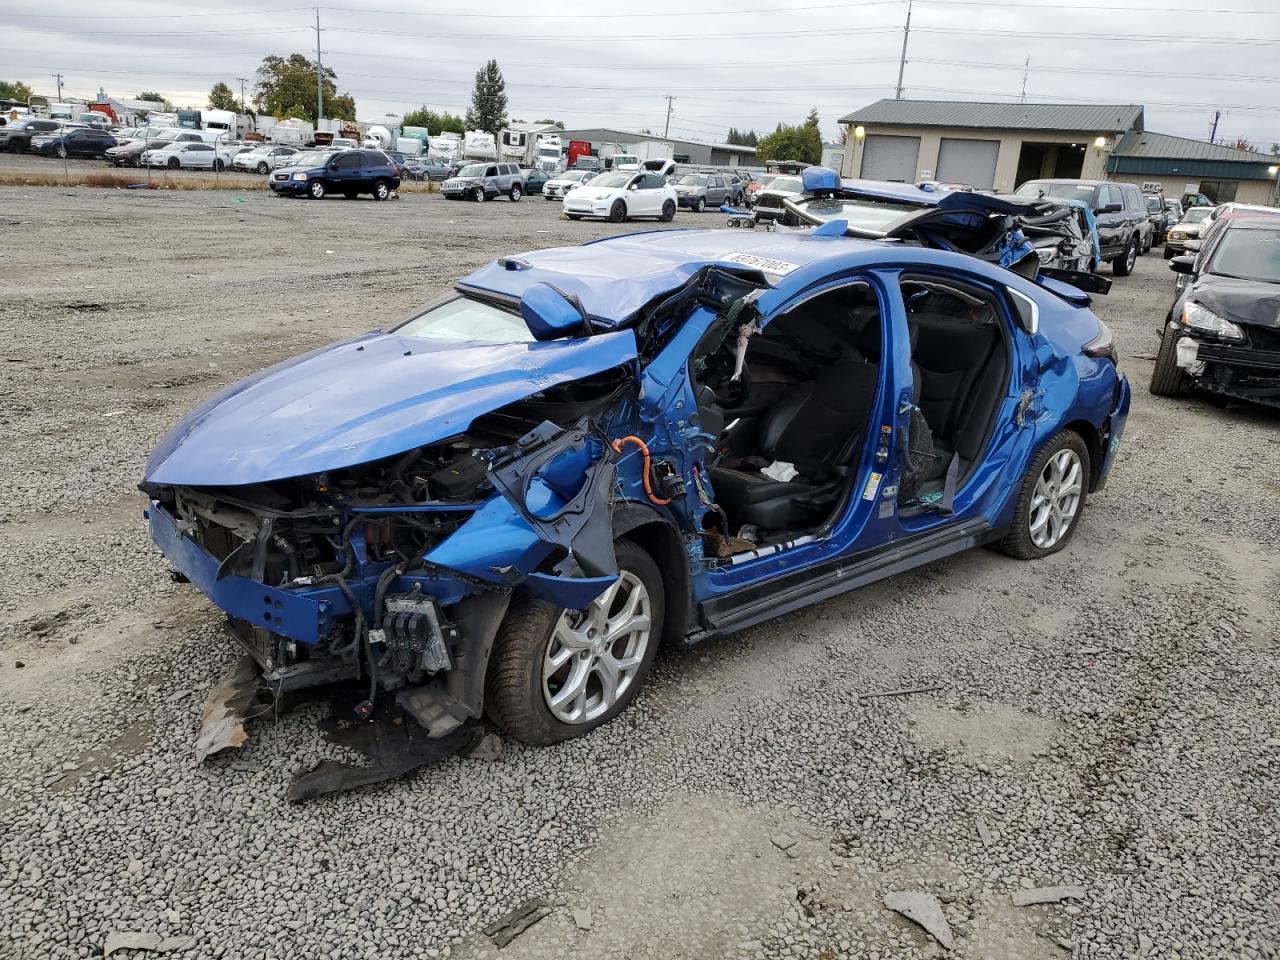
[694,282,883,555]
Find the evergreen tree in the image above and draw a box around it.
[207,82,239,112]
[465,60,508,136]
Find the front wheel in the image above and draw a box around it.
[471,186,485,202]
[213,159,224,172]
[256,161,269,175]
[660,199,676,222]
[1113,238,1137,277]
[566,213,582,220]
[693,196,705,213]
[167,157,180,170]
[308,179,326,199]
[1162,246,1174,259]
[373,179,390,201]
[57,144,67,159]
[509,183,522,201]
[486,540,665,746]
[996,430,1091,561]
[1149,326,1189,397]
[608,199,626,223]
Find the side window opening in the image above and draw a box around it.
[694,282,883,551]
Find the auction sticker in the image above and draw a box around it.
[862,471,883,501]
[723,252,800,275]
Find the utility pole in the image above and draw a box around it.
[314,8,324,125]
[1209,110,1221,143]
[1020,56,1030,104]
[894,0,913,100]
[237,77,248,114]
[52,73,64,101]
[663,95,675,139]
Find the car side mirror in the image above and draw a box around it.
[1170,255,1196,274]
[1095,203,1122,214]
[628,184,638,191]
[519,283,589,341]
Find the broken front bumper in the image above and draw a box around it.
[1171,326,1280,408]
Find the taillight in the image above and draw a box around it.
[1084,320,1117,365]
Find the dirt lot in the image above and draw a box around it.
[1,185,1277,960]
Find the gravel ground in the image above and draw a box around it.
[1,186,1277,960]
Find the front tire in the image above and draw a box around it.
[257,161,269,174]
[996,430,1090,561]
[1149,326,1189,397]
[167,157,180,170]
[213,159,225,172]
[694,196,705,213]
[471,186,485,202]
[660,199,676,222]
[57,144,67,159]
[1162,246,1174,259]
[608,199,626,223]
[308,179,326,199]
[1112,237,1137,277]
[487,540,664,746]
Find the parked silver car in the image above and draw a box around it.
[542,169,597,200]
[232,144,299,174]
[442,161,525,201]
[671,173,739,212]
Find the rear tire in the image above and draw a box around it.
[373,179,390,201]
[486,540,664,746]
[996,430,1091,561]
[1149,325,1189,397]
[509,183,522,201]
[608,199,626,223]
[660,199,676,222]
[1112,237,1137,277]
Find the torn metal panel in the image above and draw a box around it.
[193,655,268,765]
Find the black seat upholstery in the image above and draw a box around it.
[710,359,879,529]
[908,313,1006,480]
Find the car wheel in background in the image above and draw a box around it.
[1149,327,1189,397]
[1162,246,1175,258]
[608,199,626,223]
[308,179,326,199]
[57,144,68,158]
[486,540,664,746]
[509,183,522,201]
[167,157,180,169]
[256,161,269,174]
[471,186,485,202]
[996,429,1091,561]
[1113,238,1137,277]
[660,200,676,222]
[567,213,582,220]
[693,196,705,213]
[213,159,225,172]
[373,180,390,201]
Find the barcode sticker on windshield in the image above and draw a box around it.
[723,252,800,275]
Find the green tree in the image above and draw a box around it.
[207,82,239,112]
[0,80,33,102]
[755,119,822,165]
[465,59,508,136]
[253,53,355,124]
[535,118,565,129]
[726,127,760,147]
[402,106,465,135]
[804,107,820,130]
[136,91,177,112]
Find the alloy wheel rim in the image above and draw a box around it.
[1127,242,1136,270]
[1029,449,1083,548]
[543,571,652,725]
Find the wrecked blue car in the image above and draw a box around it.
[143,175,1130,798]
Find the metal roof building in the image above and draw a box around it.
[839,100,1144,135]
[555,127,757,168]
[1107,130,1279,204]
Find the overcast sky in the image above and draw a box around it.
[3,0,1280,150]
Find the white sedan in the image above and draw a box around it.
[232,144,299,174]
[562,171,677,223]
[140,141,237,171]
[542,169,597,201]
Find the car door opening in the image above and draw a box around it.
[695,282,884,551]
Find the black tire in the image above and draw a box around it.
[486,540,665,746]
[256,161,269,175]
[567,214,582,220]
[343,191,357,199]
[1162,246,1174,259]
[1150,325,1189,397]
[1112,237,1137,277]
[57,144,67,159]
[308,179,325,200]
[608,199,626,223]
[167,157,180,170]
[213,159,224,172]
[509,183,522,201]
[996,429,1092,561]
[471,186,485,202]
[660,199,676,222]
[694,196,705,213]
[373,179,390,201]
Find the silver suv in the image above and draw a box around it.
[442,161,525,201]
[671,173,738,212]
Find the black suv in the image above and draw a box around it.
[1015,178,1151,277]
[270,149,401,200]
[0,118,62,152]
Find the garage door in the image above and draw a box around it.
[936,138,1000,190]
[860,135,920,182]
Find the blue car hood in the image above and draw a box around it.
[145,328,637,486]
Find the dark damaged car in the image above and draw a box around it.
[143,190,1130,798]
[1151,215,1280,406]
